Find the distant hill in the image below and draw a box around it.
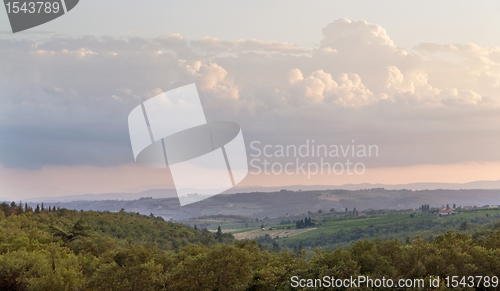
[31,188,500,221]
[23,189,178,202]
[226,180,500,193]
[20,179,500,203]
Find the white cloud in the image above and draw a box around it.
[287,69,375,106]
[196,63,227,90]
[1,17,500,173]
[287,68,304,84]
[320,18,397,51]
[415,42,500,98]
[334,73,375,106]
[191,62,239,100]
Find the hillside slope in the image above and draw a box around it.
[33,188,500,220]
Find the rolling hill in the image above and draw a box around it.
[25,188,500,221]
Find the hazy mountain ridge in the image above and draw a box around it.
[21,189,178,203]
[226,180,500,193]
[21,188,500,221]
[14,179,500,203]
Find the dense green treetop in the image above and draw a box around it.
[2,202,500,290]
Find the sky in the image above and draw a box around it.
[1,1,500,200]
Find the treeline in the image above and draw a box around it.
[1,201,58,216]
[0,201,234,250]
[295,217,315,229]
[2,204,500,290]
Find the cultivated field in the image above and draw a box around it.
[233,227,316,240]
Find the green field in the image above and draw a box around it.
[248,207,500,250]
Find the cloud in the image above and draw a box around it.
[287,68,304,84]
[415,42,500,99]
[193,62,239,100]
[0,17,500,176]
[439,88,482,106]
[320,18,397,51]
[287,69,375,106]
[190,36,308,54]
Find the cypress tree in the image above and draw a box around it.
[216,226,223,241]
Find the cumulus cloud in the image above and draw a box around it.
[1,17,500,174]
[320,18,397,51]
[380,66,439,103]
[287,68,304,84]
[287,69,375,106]
[415,42,500,99]
[377,65,486,106]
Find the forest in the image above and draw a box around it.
[1,201,500,290]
